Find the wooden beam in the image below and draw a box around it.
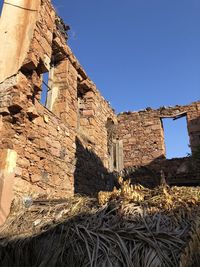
[160,112,187,120]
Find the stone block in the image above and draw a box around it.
[82,109,95,117]
[31,173,41,183]
[18,158,30,168]
[39,54,51,73]
[27,106,39,120]
[0,149,17,225]
[50,147,60,157]
[22,52,39,71]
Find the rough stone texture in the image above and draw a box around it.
[117,102,200,186]
[0,0,200,224]
[0,0,117,206]
[117,102,200,167]
[0,76,75,199]
[75,79,117,195]
[49,59,78,129]
[122,157,200,188]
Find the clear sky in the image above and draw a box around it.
[1,0,199,158]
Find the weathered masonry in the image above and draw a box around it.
[117,103,200,187]
[117,103,200,167]
[0,0,200,224]
[0,0,121,224]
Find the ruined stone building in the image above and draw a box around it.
[0,0,200,224]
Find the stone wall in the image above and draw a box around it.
[0,0,118,220]
[122,157,200,188]
[0,0,77,202]
[75,79,117,195]
[117,101,200,168]
[117,102,200,187]
[0,73,76,200]
[0,0,200,224]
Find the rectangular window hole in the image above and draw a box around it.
[162,116,191,159]
[41,72,50,107]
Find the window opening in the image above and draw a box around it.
[77,85,95,120]
[162,116,191,159]
[41,72,49,106]
[40,59,54,108]
[77,90,85,115]
[77,89,86,129]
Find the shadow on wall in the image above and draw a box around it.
[74,137,117,196]
[74,115,200,193]
[122,114,200,188]
[122,155,200,188]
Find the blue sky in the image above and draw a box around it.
[1,0,199,158]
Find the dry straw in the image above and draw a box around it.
[0,179,199,267]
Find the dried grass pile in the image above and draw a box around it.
[0,180,199,267]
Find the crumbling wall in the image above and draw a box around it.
[75,79,117,195]
[117,101,200,168]
[117,110,165,167]
[0,0,76,202]
[0,0,199,225]
[77,79,117,168]
[122,157,200,188]
[46,59,78,129]
[0,0,118,219]
[0,74,76,201]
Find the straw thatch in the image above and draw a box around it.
[0,182,199,267]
